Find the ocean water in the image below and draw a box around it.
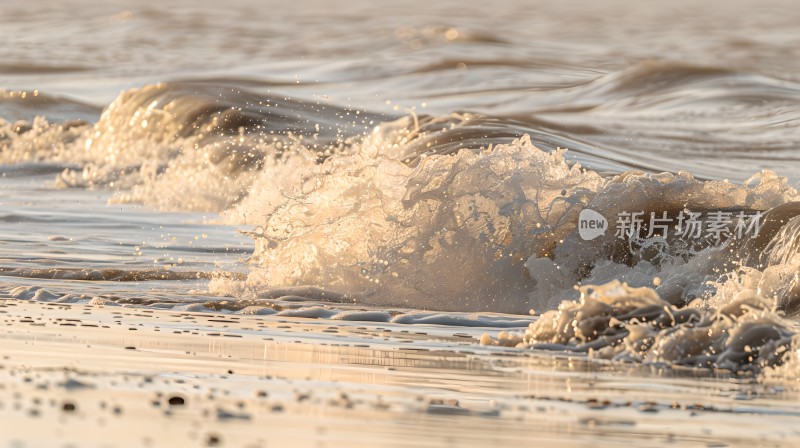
[3,0,800,428]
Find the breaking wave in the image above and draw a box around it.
[4,61,800,373]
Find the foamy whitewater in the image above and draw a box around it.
[3,0,800,380]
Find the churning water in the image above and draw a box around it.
[3,0,800,375]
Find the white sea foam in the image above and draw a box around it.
[481,280,797,373]
[4,82,800,373]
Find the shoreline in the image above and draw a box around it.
[1,299,798,447]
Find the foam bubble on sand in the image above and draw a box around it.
[481,280,797,373]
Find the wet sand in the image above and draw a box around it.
[1,299,798,447]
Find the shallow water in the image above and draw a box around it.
[2,299,800,446]
[3,0,800,445]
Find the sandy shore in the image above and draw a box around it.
[1,298,799,447]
